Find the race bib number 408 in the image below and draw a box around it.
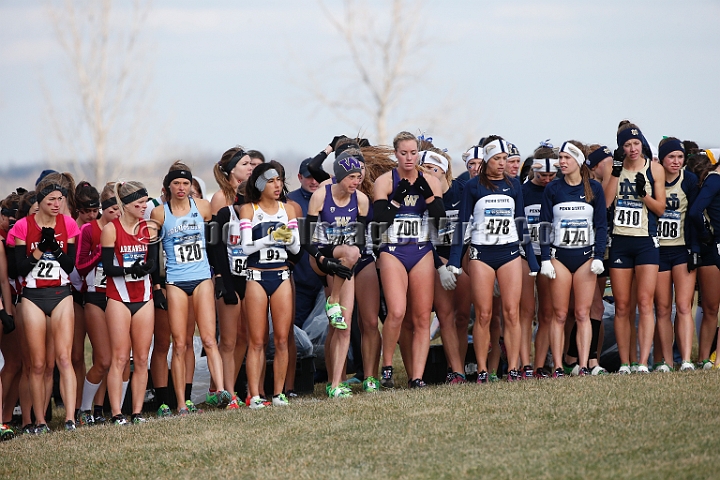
[657,210,681,240]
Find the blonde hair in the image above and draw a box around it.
[392,131,418,151]
[100,182,116,202]
[114,181,147,210]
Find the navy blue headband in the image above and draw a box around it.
[617,127,643,149]
[658,139,684,161]
[586,146,612,169]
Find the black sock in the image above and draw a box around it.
[94,404,104,417]
[74,408,80,418]
[567,323,579,358]
[155,386,169,406]
[185,383,193,402]
[589,318,602,360]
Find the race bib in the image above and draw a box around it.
[657,210,681,240]
[558,219,590,247]
[174,242,203,264]
[392,215,422,241]
[230,247,248,276]
[614,199,643,229]
[483,208,513,237]
[259,246,287,264]
[94,264,107,288]
[32,258,60,281]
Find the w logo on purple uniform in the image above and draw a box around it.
[338,156,362,172]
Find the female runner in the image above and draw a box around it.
[539,141,607,377]
[240,163,300,408]
[520,143,557,378]
[305,151,367,397]
[653,138,699,372]
[101,181,156,424]
[447,136,539,383]
[75,183,122,424]
[374,132,444,388]
[152,162,229,413]
[211,147,253,215]
[604,122,665,374]
[419,148,469,383]
[13,174,80,431]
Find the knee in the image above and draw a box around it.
[172,342,187,357]
[219,334,236,351]
[133,354,149,371]
[554,311,568,326]
[476,311,492,328]
[676,304,692,316]
[71,349,84,365]
[30,360,45,376]
[113,352,130,368]
[200,335,218,350]
[56,353,73,371]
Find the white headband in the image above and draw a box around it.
[462,146,483,166]
[532,158,558,173]
[483,139,509,162]
[560,142,585,167]
[419,151,448,172]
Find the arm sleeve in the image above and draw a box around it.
[592,183,608,260]
[147,242,161,285]
[372,199,399,225]
[302,214,321,260]
[210,208,233,280]
[354,215,367,250]
[448,180,476,268]
[14,245,38,278]
[426,196,445,227]
[286,218,300,255]
[307,151,331,183]
[514,184,539,272]
[76,225,101,276]
[101,246,126,277]
[432,246,443,269]
[684,174,700,253]
[539,185,554,262]
[56,243,75,274]
[688,175,720,237]
[6,246,17,281]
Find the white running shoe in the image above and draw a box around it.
[636,364,650,373]
[679,361,695,371]
[248,396,266,410]
[272,394,289,407]
[618,364,632,375]
[655,363,672,373]
[590,365,608,375]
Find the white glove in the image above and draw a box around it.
[437,265,458,290]
[446,265,463,277]
[540,260,556,279]
[590,259,604,275]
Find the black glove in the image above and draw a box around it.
[125,258,146,278]
[37,227,55,252]
[358,138,371,148]
[214,276,238,305]
[612,148,624,178]
[1,309,15,334]
[330,135,347,151]
[153,289,167,310]
[414,175,434,200]
[391,179,412,205]
[635,173,647,198]
[319,256,353,279]
[688,251,700,272]
[140,259,156,275]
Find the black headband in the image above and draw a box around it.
[222,149,247,175]
[101,197,118,210]
[120,188,148,205]
[164,169,193,185]
[36,184,68,204]
[1,208,17,217]
[78,199,100,209]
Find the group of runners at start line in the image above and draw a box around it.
[0,121,719,438]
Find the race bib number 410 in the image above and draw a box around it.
[614,199,643,229]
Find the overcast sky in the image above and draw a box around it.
[1,0,718,189]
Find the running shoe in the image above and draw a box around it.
[328,386,352,398]
[679,361,695,372]
[111,415,128,426]
[94,413,107,424]
[534,368,549,379]
[248,396,267,410]
[245,395,272,407]
[617,364,632,375]
[35,424,51,434]
[131,414,148,425]
[325,300,347,330]
[346,376,362,385]
[522,365,534,380]
[77,410,95,427]
[408,379,427,388]
[477,371,488,384]
[590,365,608,375]
[218,390,232,408]
[178,408,190,416]
[205,390,219,407]
[363,376,380,392]
[157,403,172,418]
[0,424,15,441]
[636,364,650,373]
[699,359,714,370]
[286,390,298,398]
[21,424,35,435]
[447,372,467,385]
[272,393,289,407]
[564,362,580,376]
[506,370,520,382]
[227,396,241,410]
[552,368,564,379]
[654,362,672,373]
[380,366,394,389]
[489,372,500,382]
[185,400,203,414]
[578,366,590,377]
[630,362,640,373]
